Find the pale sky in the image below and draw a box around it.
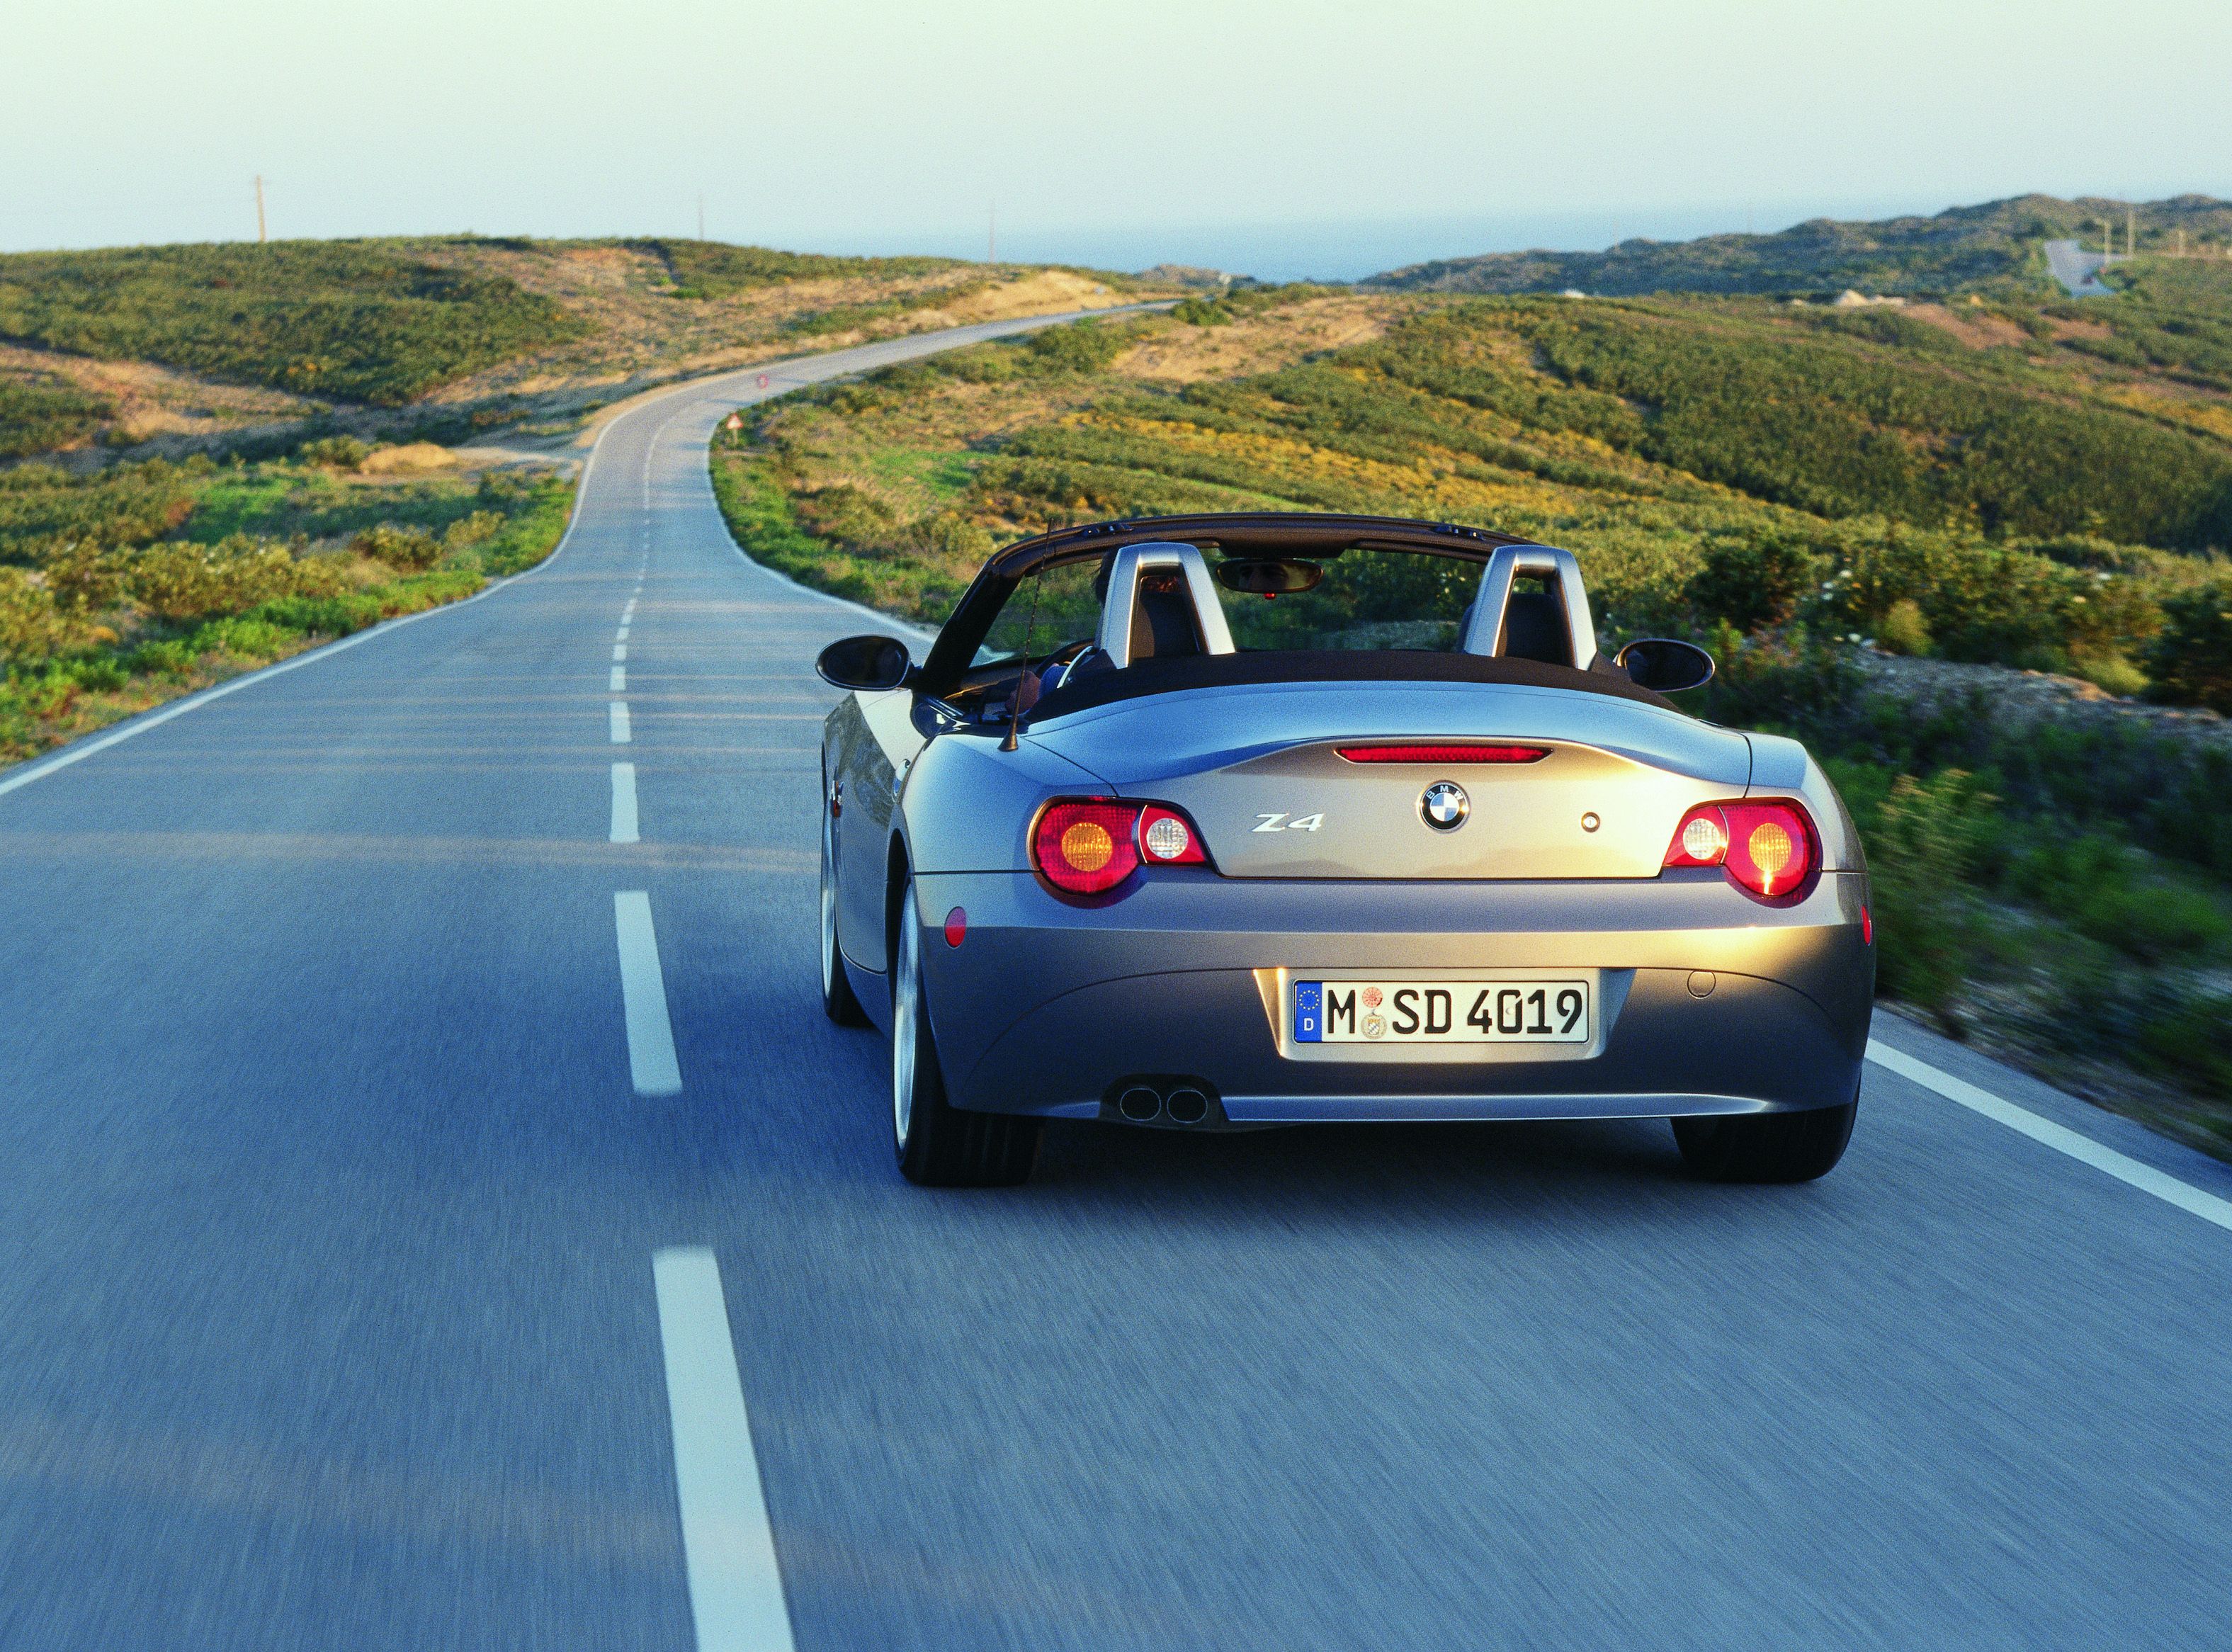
[6,0,2226,275]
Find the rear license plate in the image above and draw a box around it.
[1293,980,1590,1044]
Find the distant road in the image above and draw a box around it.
[2046,237,2116,296]
[5,304,2232,1651]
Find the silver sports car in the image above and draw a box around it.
[815,513,1874,1187]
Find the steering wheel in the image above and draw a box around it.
[1035,639,1094,676]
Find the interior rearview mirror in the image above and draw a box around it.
[1216,557,1325,596]
[1614,637,1716,693]
[815,633,913,692]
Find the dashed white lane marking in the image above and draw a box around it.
[614,892,683,1095]
[618,626,632,641]
[614,645,628,662]
[611,666,627,692]
[611,762,640,844]
[610,701,632,743]
[652,1248,798,1652]
[1868,1040,2232,1235]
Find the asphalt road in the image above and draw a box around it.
[4,314,2231,1651]
[2044,237,2115,297]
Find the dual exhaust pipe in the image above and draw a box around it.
[1113,1080,1213,1126]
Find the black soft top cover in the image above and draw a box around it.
[1029,650,1680,723]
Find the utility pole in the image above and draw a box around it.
[2127,206,2136,259]
[697,193,706,242]
[254,174,267,244]
[988,203,997,264]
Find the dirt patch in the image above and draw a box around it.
[2043,314,2112,342]
[1902,302,2030,350]
[1114,296,1401,384]
[357,442,456,475]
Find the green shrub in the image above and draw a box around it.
[127,538,302,620]
[296,435,371,469]
[1026,319,1127,375]
[2144,578,2232,712]
[0,567,72,664]
[351,524,443,572]
[2006,834,2231,962]
[1876,598,1933,656]
[1864,769,2000,1022]
[1685,532,1817,632]
[2137,991,2232,1098]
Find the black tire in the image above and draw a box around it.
[1672,1099,1857,1184]
[891,879,1038,1186]
[820,774,870,1027]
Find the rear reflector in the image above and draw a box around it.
[944,907,967,948]
[1663,798,1820,899]
[1336,743,1550,764]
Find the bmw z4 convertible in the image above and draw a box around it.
[815,513,1874,1187]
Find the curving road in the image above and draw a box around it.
[3,314,2231,1651]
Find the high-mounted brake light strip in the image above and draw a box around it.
[1335,743,1550,764]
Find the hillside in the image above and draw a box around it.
[0,237,1162,465]
[1367,193,2232,298]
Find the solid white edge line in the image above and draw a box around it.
[1867,1039,2232,1235]
[652,1248,798,1652]
[610,761,640,845]
[610,701,632,744]
[613,891,682,1096]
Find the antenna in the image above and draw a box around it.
[254,175,267,244]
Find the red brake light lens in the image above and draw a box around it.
[1033,799,1140,895]
[1336,743,1550,764]
[1662,799,1819,899]
[1031,798,1208,894]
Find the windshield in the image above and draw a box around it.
[1211,548,1479,652]
[970,545,1489,666]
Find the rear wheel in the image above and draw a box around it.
[1672,1099,1857,1183]
[892,880,1038,1186]
[820,778,869,1027]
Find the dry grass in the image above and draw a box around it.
[1113,295,1400,382]
[1901,302,2032,350]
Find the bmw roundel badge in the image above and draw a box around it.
[1420,781,1470,831]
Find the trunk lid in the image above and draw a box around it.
[1031,679,1751,881]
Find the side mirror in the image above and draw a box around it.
[815,633,912,692]
[1615,638,1716,693]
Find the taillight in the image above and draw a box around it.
[1663,799,1819,899]
[1031,798,1208,895]
[1138,804,1208,865]
[1337,743,1549,764]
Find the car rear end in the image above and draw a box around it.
[910,679,1872,1127]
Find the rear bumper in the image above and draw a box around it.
[912,870,1873,1123]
